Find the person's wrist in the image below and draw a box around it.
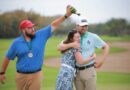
[64,14,68,19]
[0,72,5,75]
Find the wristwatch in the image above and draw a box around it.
[0,72,5,75]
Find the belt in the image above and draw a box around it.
[62,64,75,71]
[76,63,94,70]
[17,69,41,74]
[62,64,76,77]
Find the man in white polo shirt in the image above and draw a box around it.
[58,16,109,90]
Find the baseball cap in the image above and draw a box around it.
[19,20,35,30]
[76,16,88,26]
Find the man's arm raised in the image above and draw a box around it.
[51,5,72,31]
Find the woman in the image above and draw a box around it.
[56,30,96,90]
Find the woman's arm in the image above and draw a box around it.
[74,52,96,65]
[58,41,80,51]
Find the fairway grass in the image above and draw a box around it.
[0,62,130,90]
[0,36,129,60]
[0,36,130,90]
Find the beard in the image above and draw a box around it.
[25,32,35,39]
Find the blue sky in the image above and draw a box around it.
[0,0,130,23]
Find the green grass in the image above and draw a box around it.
[0,36,128,60]
[101,35,130,42]
[96,46,127,54]
[43,36,129,57]
[44,37,64,58]
[97,72,130,90]
[0,62,130,90]
[0,36,130,89]
[42,66,59,90]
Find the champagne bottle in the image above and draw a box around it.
[70,7,80,16]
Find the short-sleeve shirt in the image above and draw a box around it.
[77,32,106,67]
[6,25,52,72]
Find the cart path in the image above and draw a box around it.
[44,42,130,73]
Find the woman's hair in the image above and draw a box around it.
[61,30,79,53]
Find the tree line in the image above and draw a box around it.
[0,10,130,38]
